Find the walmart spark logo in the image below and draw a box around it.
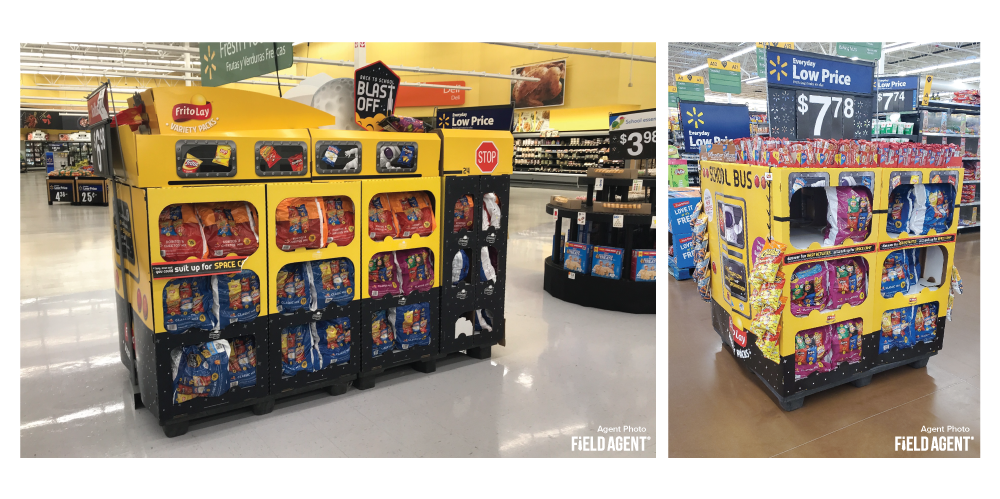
[769,55,788,81]
[685,107,704,129]
[438,114,450,128]
[202,46,217,81]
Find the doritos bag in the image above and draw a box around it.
[395,248,434,295]
[371,310,395,357]
[368,193,399,241]
[276,263,312,313]
[390,191,436,238]
[367,252,400,298]
[158,204,207,261]
[323,196,355,247]
[307,258,355,308]
[390,302,432,349]
[827,257,868,309]
[226,337,257,389]
[315,318,351,368]
[275,197,325,251]
[789,262,829,317]
[453,195,474,233]
[913,302,939,343]
[831,319,862,366]
[171,340,230,404]
[794,325,832,381]
[163,276,216,333]
[281,324,320,377]
[197,202,260,257]
[213,271,261,328]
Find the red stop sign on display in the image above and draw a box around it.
[475,141,499,173]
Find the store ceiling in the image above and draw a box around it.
[667,42,980,104]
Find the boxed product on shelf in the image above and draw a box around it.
[945,114,966,135]
[587,167,638,179]
[632,249,656,282]
[667,188,699,235]
[964,116,980,135]
[921,111,948,134]
[591,245,624,279]
[963,161,980,180]
[668,232,694,269]
[563,242,591,273]
[593,201,652,215]
[549,195,582,210]
[962,184,978,204]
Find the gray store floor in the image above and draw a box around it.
[19,172,655,457]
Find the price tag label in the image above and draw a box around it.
[568,272,575,280]
[650,216,657,229]
[595,178,604,191]
[577,211,586,225]
[796,91,858,139]
[609,109,656,160]
[613,214,624,228]
[633,179,644,190]
[553,208,559,221]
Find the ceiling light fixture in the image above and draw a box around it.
[883,42,923,54]
[682,44,756,75]
[955,76,980,83]
[900,58,980,75]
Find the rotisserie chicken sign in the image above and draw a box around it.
[510,59,566,109]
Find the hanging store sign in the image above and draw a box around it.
[436,105,514,131]
[707,59,741,94]
[609,109,656,160]
[765,46,874,93]
[397,81,465,107]
[678,101,750,151]
[921,75,934,106]
[675,75,705,102]
[354,60,401,131]
[668,85,679,108]
[88,85,110,125]
[755,43,795,78]
[836,42,882,61]
[199,42,293,87]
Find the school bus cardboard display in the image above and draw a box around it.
[310,129,441,179]
[438,129,513,176]
[874,167,962,240]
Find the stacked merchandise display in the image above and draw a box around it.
[513,131,621,179]
[108,86,511,437]
[666,187,699,280]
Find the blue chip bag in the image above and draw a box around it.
[371,310,395,357]
[913,302,939,343]
[906,248,922,288]
[227,337,257,389]
[315,318,351,367]
[396,145,415,167]
[886,184,913,234]
[280,325,320,377]
[880,250,911,298]
[591,245,624,280]
[214,271,261,329]
[921,184,954,234]
[171,340,230,404]
[451,249,470,285]
[276,263,312,314]
[390,302,432,349]
[879,306,914,353]
[307,258,355,309]
[163,276,216,333]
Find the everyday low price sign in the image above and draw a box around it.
[199,43,293,87]
[437,105,514,131]
[765,46,874,93]
[678,101,750,151]
[354,60,400,131]
[609,109,656,160]
[876,76,920,113]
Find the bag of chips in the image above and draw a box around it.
[213,271,261,329]
[368,193,400,241]
[281,324,320,377]
[275,197,325,251]
[213,145,232,167]
[314,318,351,368]
[823,186,872,246]
[474,309,493,333]
[454,195,475,233]
[480,246,498,283]
[452,249,470,285]
[288,153,305,172]
[827,257,868,309]
[371,310,395,357]
[789,262,829,317]
[276,263,312,313]
[390,191,436,238]
[367,252,400,298]
[880,250,911,298]
[748,240,786,291]
[197,202,260,257]
[880,307,914,353]
[482,193,503,230]
[915,184,954,234]
[306,258,354,308]
[164,276,215,333]
[395,248,434,295]
[171,340,230,404]
[886,184,913,234]
[913,302,939,343]
[226,337,257,389]
[158,204,207,261]
[259,145,282,169]
[390,302,432,349]
[323,196,355,247]
[794,325,832,380]
[831,319,862,366]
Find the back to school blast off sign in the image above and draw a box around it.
[354,61,400,131]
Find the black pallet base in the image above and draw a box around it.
[729,340,937,412]
[354,356,438,390]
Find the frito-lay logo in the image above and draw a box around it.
[731,322,747,348]
[172,95,212,122]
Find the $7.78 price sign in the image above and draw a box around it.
[609,109,656,160]
[795,91,859,140]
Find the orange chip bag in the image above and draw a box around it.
[275,197,325,251]
[158,204,207,261]
[323,196,355,247]
[197,202,260,257]
[368,193,399,241]
[389,191,436,238]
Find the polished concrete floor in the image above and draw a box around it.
[19,172,655,457]
[668,231,980,457]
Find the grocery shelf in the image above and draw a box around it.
[514,130,609,138]
[921,132,980,138]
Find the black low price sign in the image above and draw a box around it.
[152,257,247,280]
[76,181,107,205]
[354,60,400,131]
[875,76,921,114]
[609,109,656,160]
[48,181,73,203]
[90,120,113,179]
[795,91,858,139]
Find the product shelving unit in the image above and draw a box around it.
[542,176,656,314]
[702,152,962,411]
[512,130,621,186]
[109,86,512,437]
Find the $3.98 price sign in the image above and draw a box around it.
[613,129,656,158]
[877,90,915,113]
[796,91,858,140]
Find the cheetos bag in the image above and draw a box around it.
[158,204,207,261]
[275,197,326,251]
[389,191,436,238]
[197,202,260,257]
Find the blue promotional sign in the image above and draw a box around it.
[766,47,874,95]
[678,101,751,151]
[44,152,55,173]
[876,76,920,91]
[437,105,514,131]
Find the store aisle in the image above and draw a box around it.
[668,233,980,458]
[19,174,655,457]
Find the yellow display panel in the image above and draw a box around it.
[128,185,154,332]
[309,129,442,178]
[144,184,269,334]
[264,181,362,315]
[118,181,140,285]
[359,176,442,299]
[438,129,514,176]
[140,86,335,136]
